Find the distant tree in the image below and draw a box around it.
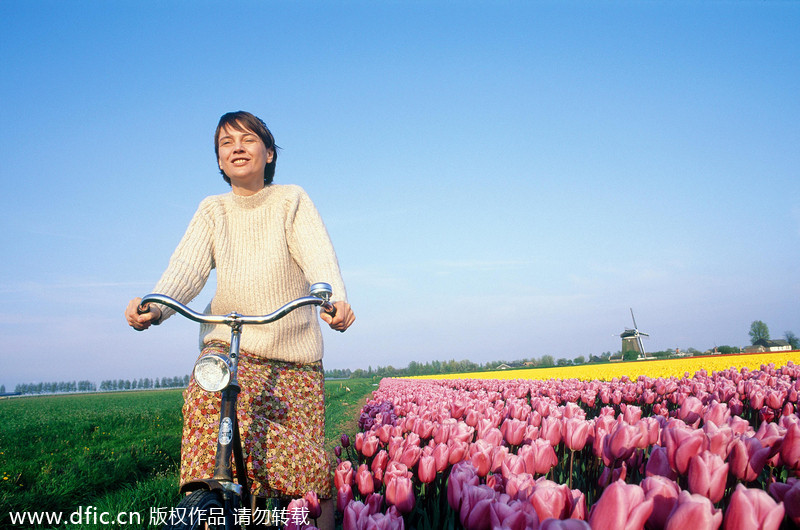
[574,355,586,365]
[785,331,799,350]
[749,321,770,344]
[623,350,639,361]
[539,355,555,367]
[717,345,740,354]
[0,384,4,393]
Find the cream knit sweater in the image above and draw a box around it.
[152,184,347,363]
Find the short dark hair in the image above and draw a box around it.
[214,111,278,186]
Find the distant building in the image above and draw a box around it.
[753,339,792,352]
[495,363,513,370]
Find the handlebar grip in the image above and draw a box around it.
[323,303,337,318]
[137,302,151,315]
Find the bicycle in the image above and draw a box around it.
[137,283,337,530]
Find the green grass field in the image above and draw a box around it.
[0,378,377,529]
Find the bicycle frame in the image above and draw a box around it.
[139,283,335,526]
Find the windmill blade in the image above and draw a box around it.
[630,308,638,330]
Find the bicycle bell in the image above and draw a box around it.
[309,282,333,301]
[193,352,233,392]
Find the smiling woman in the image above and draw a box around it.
[214,111,278,194]
[123,110,355,529]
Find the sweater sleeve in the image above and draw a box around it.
[151,200,216,322]
[285,188,348,303]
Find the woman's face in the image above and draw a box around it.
[217,123,274,191]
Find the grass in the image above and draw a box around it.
[0,379,377,530]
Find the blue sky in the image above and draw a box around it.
[1,1,798,389]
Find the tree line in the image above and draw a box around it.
[12,375,190,395]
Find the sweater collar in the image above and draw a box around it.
[229,184,273,209]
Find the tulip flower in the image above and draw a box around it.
[662,425,704,475]
[448,460,480,511]
[490,498,540,530]
[371,449,389,485]
[334,460,354,490]
[602,421,642,467]
[502,417,527,446]
[642,475,681,530]
[563,418,590,452]
[678,395,704,427]
[304,491,322,520]
[459,484,495,530]
[418,454,436,483]
[528,479,583,522]
[780,422,800,472]
[664,490,722,530]
[724,483,785,530]
[337,484,354,513]
[729,435,771,482]
[687,450,728,504]
[588,480,653,530]
[540,416,562,446]
[769,478,800,526]
[340,433,351,449]
[384,475,415,515]
[432,442,450,472]
[646,445,678,480]
[355,463,375,496]
[703,401,731,427]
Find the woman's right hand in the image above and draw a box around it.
[125,297,162,331]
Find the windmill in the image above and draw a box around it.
[620,309,649,359]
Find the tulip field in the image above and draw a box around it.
[329,353,800,530]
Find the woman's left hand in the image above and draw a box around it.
[321,301,355,332]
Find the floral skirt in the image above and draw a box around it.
[180,342,332,499]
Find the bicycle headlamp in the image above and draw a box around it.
[193,352,233,392]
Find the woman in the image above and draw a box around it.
[125,111,354,528]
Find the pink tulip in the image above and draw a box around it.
[459,484,495,530]
[665,490,722,530]
[355,463,375,496]
[642,475,681,530]
[702,421,733,458]
[398,442,421,468]
[540,416,563,446]
[470,443,492,477]
[724,483,785,530]
[448,439,470,465]
[371,449,389,485]
[662,426,705,475]
[383,461,412,484]
[780,422,800,472]
[601,421,641,467]
[361,511,404,530]
[703,402,731,427]
[384,475,415,514]
[563,418,590,452]
[502,417,527,446]
[418,454,436,483]
[505,472,536,501]
[334,460,354,490]
[528,479,585,522]
[729,436,771,482]
[588,480,653,530]
[769,478,800,525]
[432,442,450,472]
[500,452,526,478]
[518,438,558,476]
[678,396,704,427]
[687,450,729,504]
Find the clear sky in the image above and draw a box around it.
[1,1,798,390]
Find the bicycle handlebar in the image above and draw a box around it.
[138,283,336,327]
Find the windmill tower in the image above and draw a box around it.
[620,309,649,359]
